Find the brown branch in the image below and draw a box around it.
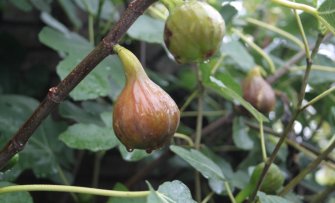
[0,0,157,170]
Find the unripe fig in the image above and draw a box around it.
[242,67,276,113]
[250,163,285,194]
[113,45,180,153]
[164,1,225,64]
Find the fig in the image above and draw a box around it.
[242,67,276,113]
[164,1,225,64]
[112,45,180,152]
[250,162,285,194]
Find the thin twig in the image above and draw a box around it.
[0,0,158,170]
[279,139,335,195]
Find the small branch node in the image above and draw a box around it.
[48,87,63,103]
[102,38,114,53]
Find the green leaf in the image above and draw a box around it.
[170,145,225,181]
[233,117,254,150]
[73,0,118,20]
[38,26,91,54]
[127,15,164,44]
[9,0,33,12]
[59,123,118,152]
[258,192,293,203]
[206,76,268,122]
[146,181,170,203]
[58,0,82,29]
[0,95,74,180]
[40,12,69,34]
[317,0,335,34]
[156,180,196,203]
[118,145,149,162]
[30,0,52,12]
[0,182,33,203]
[107,183,146,203]
[220,40,256,72]
[56,52,124,101]
[59,101,103,125]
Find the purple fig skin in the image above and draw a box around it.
[242,68,276,114]
[113,45,180,151]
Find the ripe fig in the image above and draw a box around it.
[250,162,285,194]
[164,1,225,64]
[112,45,180,152]
[242,67,276,113]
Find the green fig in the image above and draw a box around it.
[164,1,225,64]
[242,67,276,113]
[250,162,285,194]
[113,45,180,153]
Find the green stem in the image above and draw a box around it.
[147,6,168,20]
[88,13,95,45]
[57,165,79,202]
[293,5,311,61]
[159,0,182,11]
[173,133,195,147]
[201,192,214,203]
[211,54,225,75]
[300,86,335,112]
[195,64,204,203]
[235,184,254,203]
[92,151,105,188]
[195,171,202,203]
[224,182,237,203]
[232,28,275,74]
[181,110,226,117]
[259,121,267,162]
[180,89,199,112]
[0,184,150,197]
[246,18,304,50]
[271,0,317,15]
[279,139,335,195]
[291,65,335,73]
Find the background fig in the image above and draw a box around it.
[250,162,285,194]
[113,45,180,152]
[242,67,276,113]
[164,1,225,64]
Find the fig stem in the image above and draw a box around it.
[180,89,199,113]
[232,28,275,74]
[246,18,304,50]
[159,0,182,11]
[173,133,194,147]
[224,181,237,203]
[259,121,267,162]
[300,86,335,113]
[271,0,317,16]
[200,192,214,203]
[113,44,148,78]
[0,184,150,198]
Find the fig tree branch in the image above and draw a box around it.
[0,0,157,170]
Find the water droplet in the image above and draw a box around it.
[126,148,134,152]
[146,149,153,154]
[204,60,210,64]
